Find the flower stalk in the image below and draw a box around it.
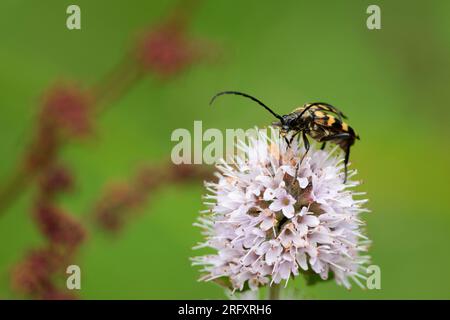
[268,284,281,300]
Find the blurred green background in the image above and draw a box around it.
[1,0,450,299]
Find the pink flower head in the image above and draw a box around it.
[193,127,370,293]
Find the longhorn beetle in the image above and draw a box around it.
[210,91,360,182]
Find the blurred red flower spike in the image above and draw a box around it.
[34,204,86,248]
[137,21,195,77]
[39,165,74,197]
[135,0,213,79]
[40,84,93,138]
[25,84,93,172]
[11,248,61,297]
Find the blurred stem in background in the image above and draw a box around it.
[0,0,211,218]
[4,0,218,299]
[91,163,212,234]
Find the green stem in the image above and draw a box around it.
[268,284,281,300]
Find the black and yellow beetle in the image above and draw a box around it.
[210,91,360,182]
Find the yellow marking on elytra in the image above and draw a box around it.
[327,117,336,126]
[316,103,328,110]
[314,110,325,118]
[342,122,349,131]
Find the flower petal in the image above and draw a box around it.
[303,215,320,227]
[296,252,308,270]
[282,205,295,218]
[269,200,283,212]
[298,177,309,189]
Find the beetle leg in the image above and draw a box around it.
[289,131,300,146]
[300,131,310,164]
[320,142,326,150]
[319,133,352,142]
[343,144,350,183]
[319,133,353,183]
[284,136,291,148]
[293,132,310,184]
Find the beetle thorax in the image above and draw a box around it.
[281,113,307,131]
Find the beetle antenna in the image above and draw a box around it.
[210,91,283,122]
[297,104,316,118]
